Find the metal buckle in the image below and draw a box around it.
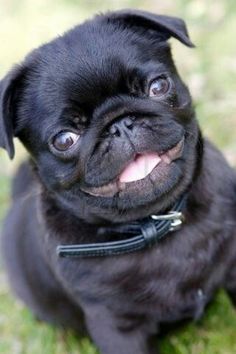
[151,211,184,232]
[169,218,183,231]
[151,211,183,221]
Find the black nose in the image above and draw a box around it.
[108,117,134,137]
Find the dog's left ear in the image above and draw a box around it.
[0,65,27,159]
[108,9,194,47]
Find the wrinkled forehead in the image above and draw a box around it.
[32,22,170,105]
[55,20,169,70]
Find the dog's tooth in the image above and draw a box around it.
[166,138,184,162]
[117,181,126,190]
[85,181,119,197]
[102,182,116,194]
[161,154,171,164]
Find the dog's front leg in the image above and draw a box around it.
[84,305,158,354]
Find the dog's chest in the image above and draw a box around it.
[97,249,210,321]
[59,234,222,323]
[55,215,232,325]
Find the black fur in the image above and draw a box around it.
[1,10,236,354]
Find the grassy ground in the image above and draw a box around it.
[0,0,236,353]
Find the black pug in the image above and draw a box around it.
[1,9,236,354]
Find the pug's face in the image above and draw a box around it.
[0,10,201,223]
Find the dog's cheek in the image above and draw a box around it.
[36,155,80,191]
[167,72,192,111]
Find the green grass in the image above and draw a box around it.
[0,176,10,223]
[161,291,236,354]
[0,282,97,354]
[0,0,236,353]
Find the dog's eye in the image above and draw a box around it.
[149,77,170,98]
[52,131,80,152]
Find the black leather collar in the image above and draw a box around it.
[57,194,187,258]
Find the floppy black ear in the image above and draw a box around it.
[107,9,194,48]
[0,65,26,159]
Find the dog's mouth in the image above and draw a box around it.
[81,137,185,198]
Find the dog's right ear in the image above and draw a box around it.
[0,65,27,159]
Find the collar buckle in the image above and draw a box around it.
[150,210,183,221]
[151,211,184,232]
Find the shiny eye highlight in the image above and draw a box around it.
[149,77,171,98]
[52,131,80,152]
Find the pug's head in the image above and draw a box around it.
[0,10,202,223]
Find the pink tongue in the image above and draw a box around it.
[119,153,161,183]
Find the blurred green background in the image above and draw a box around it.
[0,0,236,353]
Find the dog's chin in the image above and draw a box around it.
[80,137,185,201]
[59,160,186,224]
[57,137,191,223]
